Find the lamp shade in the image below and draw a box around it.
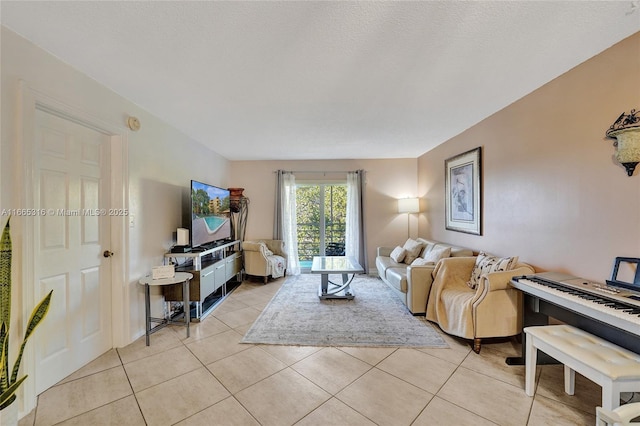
[398,198,420,214]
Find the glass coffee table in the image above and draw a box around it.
[311,256,364,300]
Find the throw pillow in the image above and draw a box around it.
[402,238,424,264]
[467,252,519,289]
[410,258,434,266]
[423,246,451,263]
[422,243,436,256]
[389,246,406,263]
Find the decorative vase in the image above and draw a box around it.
[0,402,18,426]
[228,187,245,213]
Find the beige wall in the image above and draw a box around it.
[418,32,640,282]
[230,159,418,271]
[1,27,230,344]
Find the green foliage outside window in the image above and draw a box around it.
[296,184,346,261]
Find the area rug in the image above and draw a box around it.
[241,274,448,348]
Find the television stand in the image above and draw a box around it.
[163,240,243,321]
[194,240,229,251]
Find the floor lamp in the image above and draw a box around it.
[398,198,420,239]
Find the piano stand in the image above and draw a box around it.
[506,295,560,365]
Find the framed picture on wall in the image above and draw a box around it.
[445,147,482,235]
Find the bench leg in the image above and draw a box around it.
[525,335,536,396]
[564,365,575,395]
[601,381,620,411]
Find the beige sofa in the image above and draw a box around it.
[242,240,287,283]
[376,238,473,315]
[426,255,535,353]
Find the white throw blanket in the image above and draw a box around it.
[267,255,286,278]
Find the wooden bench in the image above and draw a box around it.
[524,325,640,410]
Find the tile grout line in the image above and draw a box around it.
[24,277,605,426]
[116,346,148,425]
[419,349,504,425]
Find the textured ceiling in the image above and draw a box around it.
[2,1,639,161]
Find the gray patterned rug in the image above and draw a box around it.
[241,274,448,348]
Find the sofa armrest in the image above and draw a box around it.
[377,246,394,257]
[407,264,437,282]
[242,241,265,254]
[403,264,438,314]
[481,264,535,293]
[264,240,287,259]
[471,263,536,338]
[471,264,534,304]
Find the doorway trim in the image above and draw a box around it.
[16,80,130,415]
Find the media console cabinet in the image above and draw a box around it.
[164,240,243,321]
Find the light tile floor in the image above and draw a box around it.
[18,276,628,426]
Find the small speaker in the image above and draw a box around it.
[177,228,189,246]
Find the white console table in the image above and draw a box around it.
[164,240,243,321]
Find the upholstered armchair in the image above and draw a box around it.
[425,255,535,353]
[242,240,288,284]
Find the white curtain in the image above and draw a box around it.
[274,171,300,275]
[346,170,367,271]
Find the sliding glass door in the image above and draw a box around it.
[296,183,346,270]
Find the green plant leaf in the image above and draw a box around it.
[10,290,52,385]
[0,217,53,409]
[0,218,11,334]
[0,322,7,393]
[23,290,52,342]
[0,375,26,409]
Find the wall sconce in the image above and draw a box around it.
[605,109,640,176]
[398,198,420,238]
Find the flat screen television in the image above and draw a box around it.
[190,180,232,250]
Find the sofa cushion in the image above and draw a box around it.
[390,246,407,263]
[423,246,451,263]
[411,257,434,266]
[376,256,403,278]
[467,253,519,289]
[420,242,436,257]
[385,267,408,292]
[421,240,471,259]
[402,238,424,264]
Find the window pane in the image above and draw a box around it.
[296,184,346,266]
[325,185,346,248]
[296,185,320,262]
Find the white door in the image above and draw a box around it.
[32,109,113,393]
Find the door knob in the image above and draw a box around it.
[103,250,114,258]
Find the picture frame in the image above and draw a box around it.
[445,147,482,235]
